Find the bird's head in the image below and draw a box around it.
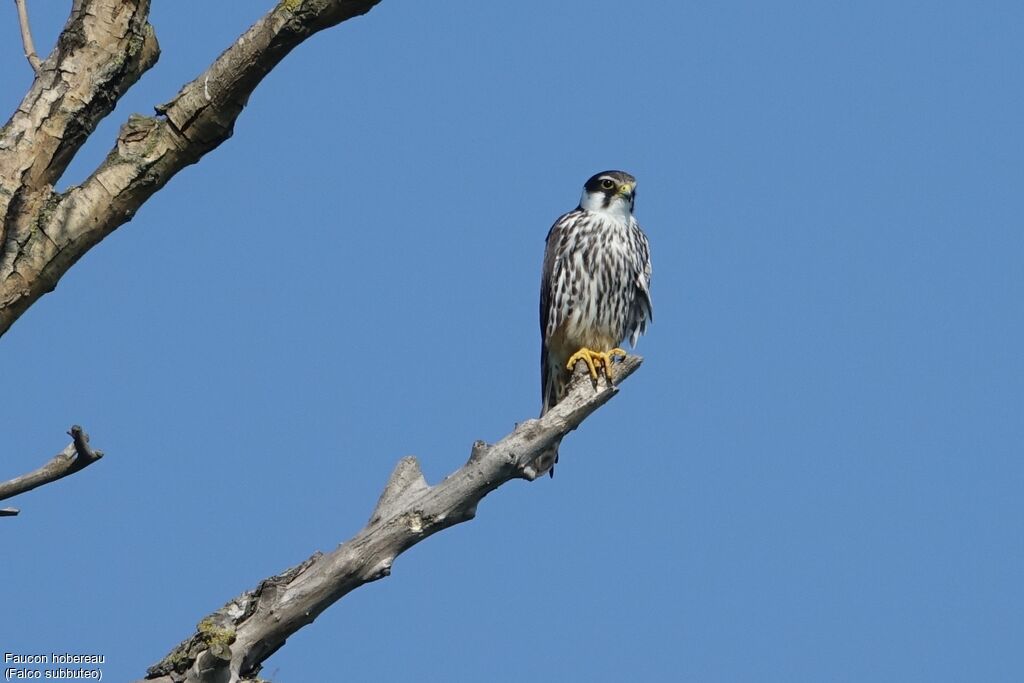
[579,170,637,220]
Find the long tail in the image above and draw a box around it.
[536,346,567,477]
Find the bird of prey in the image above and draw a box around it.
[536,170,653,476]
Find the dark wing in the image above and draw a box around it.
[539,211,579,411]
[540,210,579,342]
[628,220,653,347]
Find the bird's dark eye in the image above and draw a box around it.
[600,179,615,190]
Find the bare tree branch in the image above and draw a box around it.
[0,425,105,515]
[0,0,382,338]
[3,3,639,678]
[13,0,42,73]
[0,0,159,334]
[0,0,159,199]
[141,356,643,683]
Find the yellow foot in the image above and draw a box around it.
[566,347,628,381]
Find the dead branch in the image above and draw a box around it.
[0,425,105,515]
[141,356,643,683]
[0,0,382,338]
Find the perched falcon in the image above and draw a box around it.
[536,170,653,476]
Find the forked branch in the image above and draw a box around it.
[0,0,382,338]
[142,356,643,683]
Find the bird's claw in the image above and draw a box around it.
[566,347,627,381]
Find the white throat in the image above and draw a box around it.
[579,190,633,223]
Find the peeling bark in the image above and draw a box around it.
[2,3,649,679]
[0,0,382,338]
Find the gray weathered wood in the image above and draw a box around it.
[142,356,643,683]
[0,425,104,515]
[3,4,646,678]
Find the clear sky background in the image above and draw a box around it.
[2,2,1022,681]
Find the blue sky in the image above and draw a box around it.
[2,1,1022,681]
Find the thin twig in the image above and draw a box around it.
[0,425,105,513]
[13,0,42,74]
